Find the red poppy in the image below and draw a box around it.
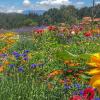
[70,95,82,100]
[83,87,95,100]
[48,26,57,31]
[84,32,92,37]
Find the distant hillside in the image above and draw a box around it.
[23,10,46,15]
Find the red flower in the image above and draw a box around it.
[67,70,73,73]
[83,87,95,100]
[35,29,44,33]
[70,95,82,100]
[48,26,57,31]
[84,32,92,37]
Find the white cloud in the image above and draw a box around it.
[0,6,24,13]
[76,1,84,8]
[76,1,84,5]
[95,1,100,5]
[36,0,72,10]
[23,0,31,7]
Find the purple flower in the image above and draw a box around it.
[95,98,100,100]
[12,51,19,55]
[74,84,81,89]
[18,67,24,72]
[0,53,7,57]
[79,90,83,95]
[12,51,20,59]
[9,64,15,68]
[24,50,30,53]
[23,57,28,61]
[31,64,37,68]
[22,53,27,57]
[64,85,71,89]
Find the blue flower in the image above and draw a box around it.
[12,51,20,59]
[31,64,37,68]
[74,83,81,89]
[22,53,27,57]
[12,51,19,55]
[23,57,28,61]
[24,50,29,53]
[18,67,24,72]
[95,98,100,100]
[64,85,71,89]
[0,53,7,57]
[79,90,83,95]
[9,64,15,68]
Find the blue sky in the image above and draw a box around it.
[0,0,99,13]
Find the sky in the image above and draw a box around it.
[0,0,100,13]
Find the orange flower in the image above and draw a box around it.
[64,60,72,64]
[0,66,4,72]
[3,61,10,65]
[1,47,8,52]
[68,63,80,67]
[64,60,80,67]
[48,70,63,78]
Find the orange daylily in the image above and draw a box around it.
[48,70,63,78]
[64,60,80,67]
[0,66,4,72]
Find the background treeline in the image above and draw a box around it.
[0,4,99,29]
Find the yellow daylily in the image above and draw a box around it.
[90,75,100,95]
[86,68,100,75]
[87,53,100,67]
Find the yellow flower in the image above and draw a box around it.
[87,53,100,67]
[86,68,100,75]
[6,39,16,44]
[90,75,100,95]
[5,32,15,38]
